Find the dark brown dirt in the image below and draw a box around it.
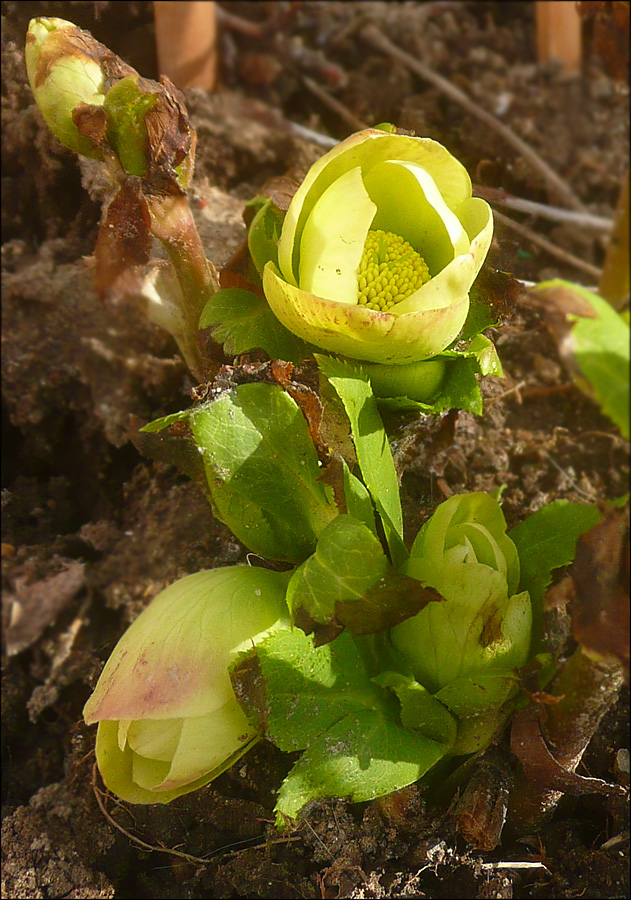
[2,2,629,898]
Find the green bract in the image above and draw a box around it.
[83,568,288,804]
[262,129,493,365]
[390,493,532,719]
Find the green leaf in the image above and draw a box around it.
[245,628,448,825]
[288,515,437,642]
[276,710,447,825]
[199,288,310,363]
[570,293,629,438]
[190,383,336,563]
[247,198,283,276]
[140,409,191,433]
[509,500,602,652]
[341,460,377,535]
[373,671,457,746]
[315,354,406,567]
[530,280,630,438]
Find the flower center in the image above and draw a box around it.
[357,230,430,312]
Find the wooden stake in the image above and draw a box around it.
[153,1,217,90]
[536,1,583,70]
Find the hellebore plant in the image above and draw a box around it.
[29,16,624,837]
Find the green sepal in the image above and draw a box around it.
[199,288,310,363]
[103,75,158,177]
[247,197,284,276]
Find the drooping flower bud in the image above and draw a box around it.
[83,567,288,803]
[25,17,107,158]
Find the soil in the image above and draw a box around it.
[1,2,629,898]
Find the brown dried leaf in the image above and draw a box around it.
[571,505,630,674]
[335,576,444,636]
[94,179,152,301]
[511,706,625,798]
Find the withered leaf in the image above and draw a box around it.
[335,576,443,636]
[94,179,152,301]
[571,505,630,674]
[511,706,625,798]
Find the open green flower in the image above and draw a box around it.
[390,493,531,726]
[262,129,493,365]
[83,568,288,803]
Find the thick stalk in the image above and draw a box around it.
[148,192,220,379]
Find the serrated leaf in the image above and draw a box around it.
[275,710,447,826]
[245,627,448,825]
[509,500,602,652]
[200,288,310,363]
[190,383,336,563]
[287,515,387,635]
[315,354,406,567]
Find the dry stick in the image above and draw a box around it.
[301,75,369,132]
[473,186,613,232]
[362,25,587,213]
[492,209,602,280]
[91,764,302,864]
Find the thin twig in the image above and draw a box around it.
[492,209,603,280]
[362,25,587,212]
[282,119,339,148]
[474,186,613,232]
[91,763,302,865]
[301,75,369,131]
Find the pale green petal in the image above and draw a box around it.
[388,250,475,315]
[263,263,468,363]
[455,196,494,281]
[95,720,223,804]
[278,129,471,284]
[299,166,375,303]
[158,700,257,792]
[363,160,469,273]
[449,523,507,574]
[131,750,172,791]
[84,568,285,723]
[126,718,183,762]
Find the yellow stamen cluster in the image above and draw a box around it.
[357,230,430,312]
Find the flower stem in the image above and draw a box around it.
[148,192,220,378]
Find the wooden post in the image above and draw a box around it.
[153,1,217,90]
[536,1,583,70]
